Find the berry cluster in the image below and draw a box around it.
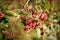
[23,4,49,33]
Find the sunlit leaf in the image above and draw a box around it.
[44,1,51,10]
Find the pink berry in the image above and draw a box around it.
[32,12,39,17]
[39,13,48,21]
[32,13,36,17]
[29,23,35,29]
[24,4,29,10]
[40,13,45,19]
[39,16,44,21]
[39,13,44,20]
[28,17,34,23]
[44,16,48,21]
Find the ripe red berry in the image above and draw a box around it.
[24,27,29,31]
[39,16,44,21]
[45,10,49,15]
[39,13,48,21]
[35,12,38,15]
[43,16,48,21]
[26,17,34,25]
[28,17,34,23]
[26,21,30,25]
[38,13,44,21]
[29,23,35,29]
[28,17,33,21]
[0,13,5,19]
[29,7,34,14]
[32,13,36,17]
[32,12,39,17]
[37,23,41,26]
[11,33,14,38]
[41,13,45,18]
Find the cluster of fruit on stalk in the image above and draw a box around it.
[23,4,50,35]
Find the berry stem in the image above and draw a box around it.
[25,0,30,5]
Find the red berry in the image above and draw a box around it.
[29,23,35,29]
[24,27,29,31]
[28,17,33,21]
[35,12,38,15]
[0,13,5,19]
[29,7,34,14]
[37,23,41,26]
[39,13,45,21]
[26,18,33,25]
[25,17,34,25]
[28,17,34,23]
[41,13,45,18]
[39,16,44,21]
[26,21,30,25]
[32,13,36,17]
[34,27,36,29]
[11,33,14,38]
[45,10,49,15]
[32,12,39,17]
[39,13,48,21]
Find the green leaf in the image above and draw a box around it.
[0,33,3,40]
[44,2,51,10]
[5,10,17,16]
